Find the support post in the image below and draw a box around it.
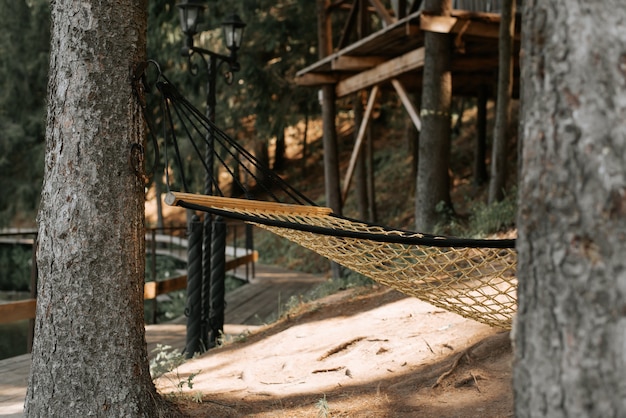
[208,216,227,347]
[185,215,203,358]
[200,54,217,350]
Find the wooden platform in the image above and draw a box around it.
[0,264,326,417]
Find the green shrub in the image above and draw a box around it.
[467,189,517,236]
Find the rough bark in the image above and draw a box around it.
[25,1,175,416]
[366,123,377,223]
[515,2,626,417]
[317,0,342,278]
[488,0,516,203]
[353,92,369,220]
[474,85,488,186]
[321,84,343,278]
[415,0,453,232]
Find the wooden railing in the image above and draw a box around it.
[0,251,258,326]
[0,223,258,326]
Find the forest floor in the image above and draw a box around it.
[151,100,517,416]
[159,285,513,417]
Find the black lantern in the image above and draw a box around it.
[177,0,205,37]
[221,14,246,51]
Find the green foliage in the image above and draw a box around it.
[150,344,202,401]
[434,189,517,238]
[150,344,186,378]
[467,189,517,236]
[0,244,33,291]
[144,0,321,195]
[305,271,374,302]
[0,0,49,226]
[0,320,29,360]
[144,253,187,281]
[255,228,329,274]
[216,0,320,137]
[316,394,330,418]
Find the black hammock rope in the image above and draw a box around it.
[136,62,515,251]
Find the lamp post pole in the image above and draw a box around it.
[177,0,245,354]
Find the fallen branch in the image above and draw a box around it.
[312,366,345,374]
[318,336,366,361]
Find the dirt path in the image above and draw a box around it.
[157,286,513,417]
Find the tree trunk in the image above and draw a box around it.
[488,0,516,203]
[474,85,488,186]
[273,126,286,172]
[366,123,377,223]
[318,0,342,278]
[25,1,176,416]
[515,2,626,417]
[353,92,369,220]
[321,84,343,278]
[415,0,453,232]
[301,109,309,176]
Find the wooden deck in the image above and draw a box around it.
[0,264,326,417]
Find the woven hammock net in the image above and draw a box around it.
[166,193,517,329]
[138,64,518,330]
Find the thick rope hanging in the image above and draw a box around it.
[140,64,518,329]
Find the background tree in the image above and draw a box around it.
[515,2,626,416]
[222,0,319,147]
[25,1,178,415]
[415,0,453,232]
[0,0,49,227]
[144,0,319,201]
[488,0,515,204]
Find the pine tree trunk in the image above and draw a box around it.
[273,126,286,172]
[353,92,369,220]
[415,0,453,232]
[474,85,488,186]
[515,2,626,417]
[25,1,176,416]
[488,0,516,203]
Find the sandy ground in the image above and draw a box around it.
[157,286,513,417]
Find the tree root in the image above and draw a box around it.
[431,348,472,388]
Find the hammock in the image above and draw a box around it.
[138,62,517,329]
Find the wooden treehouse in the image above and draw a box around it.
[296,0,522,216]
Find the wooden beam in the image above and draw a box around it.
[451,56,498,71]
[420,14,501,38]
[391,79,421,131]
[342,85,380,202]
[420,14,457,33]
[452,18,500,38]
[369,0,395,25]
[295,72,338,86]
[337,0,359,50]
[394,0,408,19]
[144,275,188,300]
[165,192,334,216]
[331,55,387,71]
[318,0,333,58]
[225,252,259,272]
[336,47,425,97]
[0,299,36,324]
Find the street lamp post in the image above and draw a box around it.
[177,0,246,353]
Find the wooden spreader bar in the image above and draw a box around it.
[165,192,334,217]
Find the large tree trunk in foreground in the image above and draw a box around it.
[515,2,626,417]
[25,1,173,416]
[415,0,452,232]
